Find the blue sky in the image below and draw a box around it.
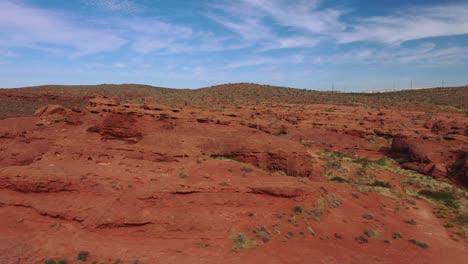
[1,0,468,91]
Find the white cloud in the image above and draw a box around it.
[210,0,333,51]
[238,0,346,34]
[0,1,245,57]
[227,54,304,68]
[213,0,468,48]
[336,3,468,44]
[0,1,126,56]
[260,36,320,51]
[83,0,142,12]
[313,43,468,65]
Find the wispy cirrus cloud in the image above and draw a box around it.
[227,54,304,68]
[211,0,329,51]
[238,0,346,34]
[336,3,468,44]
[213,0,468,48]
[0,0,244,57]
[0,0,126,56]
[313,43,468,65]
[83,0,142,12]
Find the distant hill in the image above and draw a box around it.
[0,83,467,119]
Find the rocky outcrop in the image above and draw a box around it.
[450,151,468,185]
[87,114,143,143]
[390,135,464,179]
[391,136,431,163]
[204,133,312,177]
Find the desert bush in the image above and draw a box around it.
[409,239,428,248]
[330,176,349,183]
[418,189,459,208]
[231,231,258,252]
[77,251,89,261]
[241,166,253,173]
[368,180,391,188]
[404,219,417,225]
[364,229,379,237]
[362,213,375,220]
[293,205,303,214]
[355,236,368,244]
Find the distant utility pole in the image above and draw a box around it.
[410,80,413,89]
[332,83,335,93]
[393,80,395,90]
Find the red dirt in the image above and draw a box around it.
[0,93,467,264]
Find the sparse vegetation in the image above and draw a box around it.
[368,180,391,188]
[355,236,368,244]
[111,183,121,191]
[293,205,303,214]
[374,158,389,166]
[418,189,459,208]
[364,229,379,238]
[362,213,375,220]
[241,166,253,173]
[77,251,89,262]
[179,172,188,179]
[253,225,271,243]
[409,239,428,248]
[330,176,349,183]
[231,230,258,252]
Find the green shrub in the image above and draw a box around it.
[374,158,388,166]
[330,176,349,183]
[409,239,428,248]
[364,229,378,237]
[404,219,417,225]
[355,236,368,244]
[179,172,188,179]
[418,189,458,208]
[293,205,303,214]
[45,260,56,264]
[362,213,375,220]
[241,166,253,173]
[353,157,370,167]
[231,232,258,252]
[368,180,391,188]
[77,251,89,262]
[452,214,468,225]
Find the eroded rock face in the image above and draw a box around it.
[390,135,464,179]
[391,136,431,163]
[450,151,468,185]
[212,151,312,177]
[88,114,143,143]
[34,104,66,118]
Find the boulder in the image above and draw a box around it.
[34,104,66,118]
